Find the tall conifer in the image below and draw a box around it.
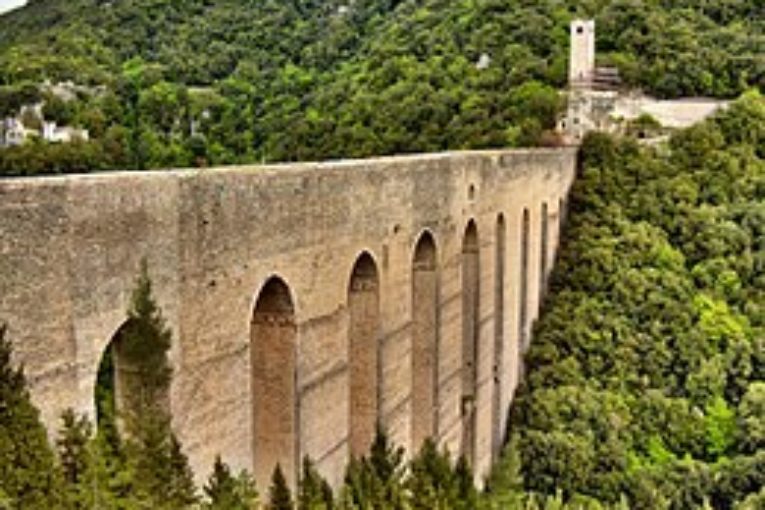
[0,323,62,507]
[269,464,294,510]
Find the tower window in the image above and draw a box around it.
[577,26,584,34]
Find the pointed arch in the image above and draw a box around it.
[348,252,381,457]
[95,317,171,439]
[519,208,531,351]
[94,319,135,438]
[492,214,506,458]
[411,231,439,448]
[461,219,479,464]
[540,202,550,299]
[251,276,298,489]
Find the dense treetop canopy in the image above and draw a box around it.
[0,0,762,174]
[496,92,765,509]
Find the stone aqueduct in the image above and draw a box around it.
[0,148,577,488]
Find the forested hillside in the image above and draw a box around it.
[0,0,763,174]
[487,92,765,509]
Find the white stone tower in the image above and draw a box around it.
[569,19,596,87]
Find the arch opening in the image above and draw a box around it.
[251,276,298,489]
[519,209,531,351]
[94,317,170,442]
[94,320,132,443]
[411,231,438,449]
[461,220,479,465]
[492,214,506,459]
[348,252,381,457]
[540,202,550,300]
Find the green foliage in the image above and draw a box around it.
[1,0,762,175]
[203,456,260,510]
[490,93,765,509]
[299,456,333,510]
[342,428,408,509]
[269,464,294,510]
[704,397,737,458]
[121,259,172,420]
[56,410,91,487]
[738,382,765,454]
[118,261,196,508]
[407,439,461,510]
[0,323,62,508]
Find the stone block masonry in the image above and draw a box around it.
[0,147,577,489]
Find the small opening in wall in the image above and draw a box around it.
[468,184,476,201]
[577,26,584,34]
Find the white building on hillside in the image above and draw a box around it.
[42,121,90,143]
[1,117,37,147]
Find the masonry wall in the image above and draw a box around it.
[0,148,577,489]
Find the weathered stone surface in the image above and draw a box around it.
[0,148,577,488]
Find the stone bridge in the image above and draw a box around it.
[0,147,577,488]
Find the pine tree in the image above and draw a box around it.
[408,439,456,510]
[79,430,137,510]
[57,410,92,486]
[484,434,525,509]
[203,456,259,510]
[269,464,294,510]
[120,258,172,422]
[368,427,405,486]
[57,409,93,509]
[119,261,197,508]
[126,385,197,508]
[0,323,62,508]
[454,455,477,510]
[298,456,333,510]
[342,428,407,509]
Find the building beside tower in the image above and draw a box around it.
[559,19,726,144]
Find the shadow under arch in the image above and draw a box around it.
[94,319,134,443]
[540,201,549,299]
[519,208,531,351]
[347,251,381,457]
[411,230,439,449]
[492,213,507,459]
[94,316,171,442]
[461,219,479,465]
[251,275,298,490]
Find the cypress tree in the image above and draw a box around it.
[454,455,477,510]
[203,456,259,510]
[269,464,294,510]
[342,428,407,509]
[57,410,92,486]
[0,323,62,507]
[57,410,92,509]
[298,456,333,510]
[408,439,457,510]
[120,258,172,423]
[119,261,196,508]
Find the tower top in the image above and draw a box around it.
[569,19,596,87]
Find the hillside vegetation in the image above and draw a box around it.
[487,91,765,509]
[0,0,763,174]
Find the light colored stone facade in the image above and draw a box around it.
[569,19,596,86]
[0,148,577,489]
